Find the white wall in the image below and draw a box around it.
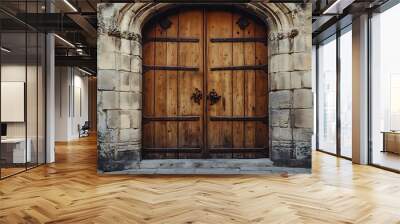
[1,64,38,137]
[55,67,89,141]
[1,62,47,164]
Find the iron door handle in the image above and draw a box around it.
[191,88,203,105]
[207,89,221,105]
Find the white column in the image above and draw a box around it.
[352,14,369,164]
[46,32,55,163]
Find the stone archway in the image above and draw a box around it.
[97,2,312,173]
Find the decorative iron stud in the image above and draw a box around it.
[236,17,250,30]
[159,18,172,30]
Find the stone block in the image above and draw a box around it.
[294,109,313,128]
[120,39,131,55]
[101,91,119,109]
[271,140,295,161]
[270,54,292,73]
[272,127,292,141]
[114,37,121,53]
[119,71,131,91]
[131,40,141,56]
[271,109,290,127]
[116,148,140,161]
[98,34,116,53]
[117,54,131,72]
[295,141,311,160]
[106,110,121,129]
[130,72,141,92]
[102,129,120,143]
[292,52,311,71]
[119,128,141,142]
[292,28,312,54]
[128,110,141,129]
[98,50,116,70]
[291,71,311,89]
[120,92,141,109]
[278,38,291,54]
[271,72,291,90]
[120,114,131,129]
[293,89,313,108]
[293,128,313,141]
[292,35,306,53]
[131,56,142,73]
[270,90,292,109]
[98,70,119,91]
[97,109,107,136]
[269,38,279,55]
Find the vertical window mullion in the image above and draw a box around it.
[336,27,341,157]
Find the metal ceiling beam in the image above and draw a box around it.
[66,13,97,45]
[55,55,96,68]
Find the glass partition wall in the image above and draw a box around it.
[317,35,337,155]
[370,3,400,172]
[316,25,353,159]
[0,1,46,179]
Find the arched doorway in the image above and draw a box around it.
[142,7,269,159]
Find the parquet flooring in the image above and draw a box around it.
[1,135,400,223]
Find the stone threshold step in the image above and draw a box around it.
[107,167,311,175]
[138,159,274,169]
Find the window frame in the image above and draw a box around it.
[315,24,353,161]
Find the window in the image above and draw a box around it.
[340,27,352,158]
[317,35,337,154]
[370,3,400,171]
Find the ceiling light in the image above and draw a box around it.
[78,67,93,76]
[1,47,11,53]
[54,34,75,48]
[63,0,78,12]
[322,0,354,15]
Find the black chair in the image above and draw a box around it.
[79,121,90,138]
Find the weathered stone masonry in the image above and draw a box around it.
[97,2,313,173]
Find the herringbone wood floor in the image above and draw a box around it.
[1,136,400,224]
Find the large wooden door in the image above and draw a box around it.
[142,8,268,159]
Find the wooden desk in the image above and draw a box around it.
[1,138,31,164]
[382,132,400,155]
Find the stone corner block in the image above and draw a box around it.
[294,109,313,128]
[100,91,120,110]
[270,109,290,127]
[293,89,313,109]
[270,90,292,109]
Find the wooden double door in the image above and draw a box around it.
[142,8,268,159]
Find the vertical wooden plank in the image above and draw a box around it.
[255,23,269,157]
[207,10,233,158]
[232,12,245,158]
[178,9,204,159]
[165,14,179,158]
[142,26,155,151]
[244,17,256,157]
[154,19,168,153]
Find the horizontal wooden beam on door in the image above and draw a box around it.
[210,116,268,123]
[143,65,199,72]
[144,37,199,43]
[210,65,267,71]
[210,37,267,43]
[143,116,200,122]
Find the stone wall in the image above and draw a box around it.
[97,2,312,173]
[268,6,313,167]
